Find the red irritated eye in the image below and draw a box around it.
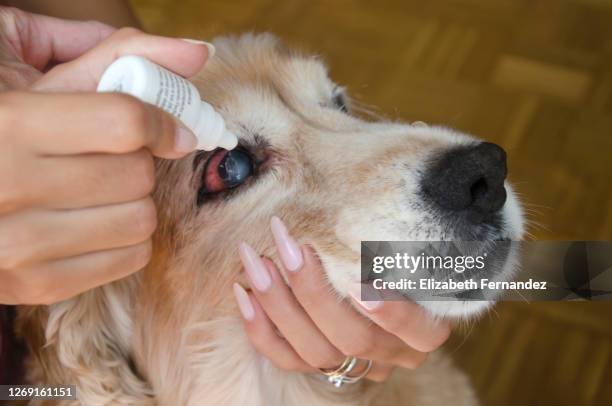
[201,148,254,194]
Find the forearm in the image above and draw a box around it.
[0,0,140,28]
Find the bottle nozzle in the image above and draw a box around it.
[195,101,239,151]
[218,130,239,150]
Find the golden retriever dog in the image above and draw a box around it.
[17,34,524,405]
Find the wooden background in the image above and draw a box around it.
[129,1,612,405]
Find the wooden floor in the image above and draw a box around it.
[130,1,612,405]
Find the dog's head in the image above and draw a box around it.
[149,33,524,324]
[22,33,524,405]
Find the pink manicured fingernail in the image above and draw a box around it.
[239,242,272,292]
[270,216,303,272]
[181,39,216,58]
[348,283,383,311]
[233,283,254,320]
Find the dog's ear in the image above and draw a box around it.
[18,276,154,404]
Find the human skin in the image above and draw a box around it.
[0,5,452,382]
[0,8,213,305]
[233,217,452,382]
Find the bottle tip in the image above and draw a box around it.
[218,130,239,150]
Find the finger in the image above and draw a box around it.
[0,197,156,267]
[34,27,210,91]
[232,283,315,373]
[30,150,156,208]
[270,216,430,368]
[12,240,152,305]
[289,245,427,368]
[238,243,344,369]
[348,285,452,353]
[270,216,402,361]
[0,7,115,69]
[365,362,394,383]
[1,91,196,158]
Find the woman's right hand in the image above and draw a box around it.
[0,9,213,305]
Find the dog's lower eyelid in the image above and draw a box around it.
[192,150,213,172]
[195,147,258,206]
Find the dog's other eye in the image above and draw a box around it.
[200,148,254,195]
[331,86,348,113]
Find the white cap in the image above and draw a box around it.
[193,101,238,151]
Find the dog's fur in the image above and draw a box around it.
[16,34,524,405]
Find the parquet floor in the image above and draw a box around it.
[129,1,612,405]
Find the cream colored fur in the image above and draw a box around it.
[17,34,524,405]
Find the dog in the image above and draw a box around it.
[16,33,524,405]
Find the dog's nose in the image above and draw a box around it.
[422,142,507,216]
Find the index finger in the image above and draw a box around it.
[2,91,194,158]
[284,245,423,367]
[348,284,452,353]
[33,27,210,91]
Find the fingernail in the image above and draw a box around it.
[270,216,303,272]
[175,124,198,153]
[239,242,272,292]
[348,283,383,311]
[233,283,255,321]
[180,38,215,58]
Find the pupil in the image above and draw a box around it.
[218,149,253,188]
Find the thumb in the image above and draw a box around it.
[32,27,211,91]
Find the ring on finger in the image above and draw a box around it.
[319,357,373,388]
[319,356,357,378]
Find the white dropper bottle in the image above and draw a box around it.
[97,55,238,151]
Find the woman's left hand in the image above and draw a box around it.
[232,216,452,383]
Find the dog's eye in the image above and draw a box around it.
[332,86,348,113]
[200,148,254,195]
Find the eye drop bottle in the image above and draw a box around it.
[97,55,238,151]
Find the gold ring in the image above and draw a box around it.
[319,356,357,378]
[319,357,373,388]
[340,359,373,385]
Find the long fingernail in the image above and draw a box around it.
[348,283,383,311]
[239,242,272,292]
[180,38,216,58]
[175,124,198,153]
[233,283,255,320]
[270,216,303,272]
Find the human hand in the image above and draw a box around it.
[0,9,213,305]
[233,217,452,382]
[0,6,115,88]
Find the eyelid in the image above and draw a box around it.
[192,150,214,171]
[195,147,259,206]
[201,149,231,194]
[332,85,344,99]
[192,150,214,189]
[331,86,348,112]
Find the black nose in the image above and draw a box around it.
[422,142,507,216]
